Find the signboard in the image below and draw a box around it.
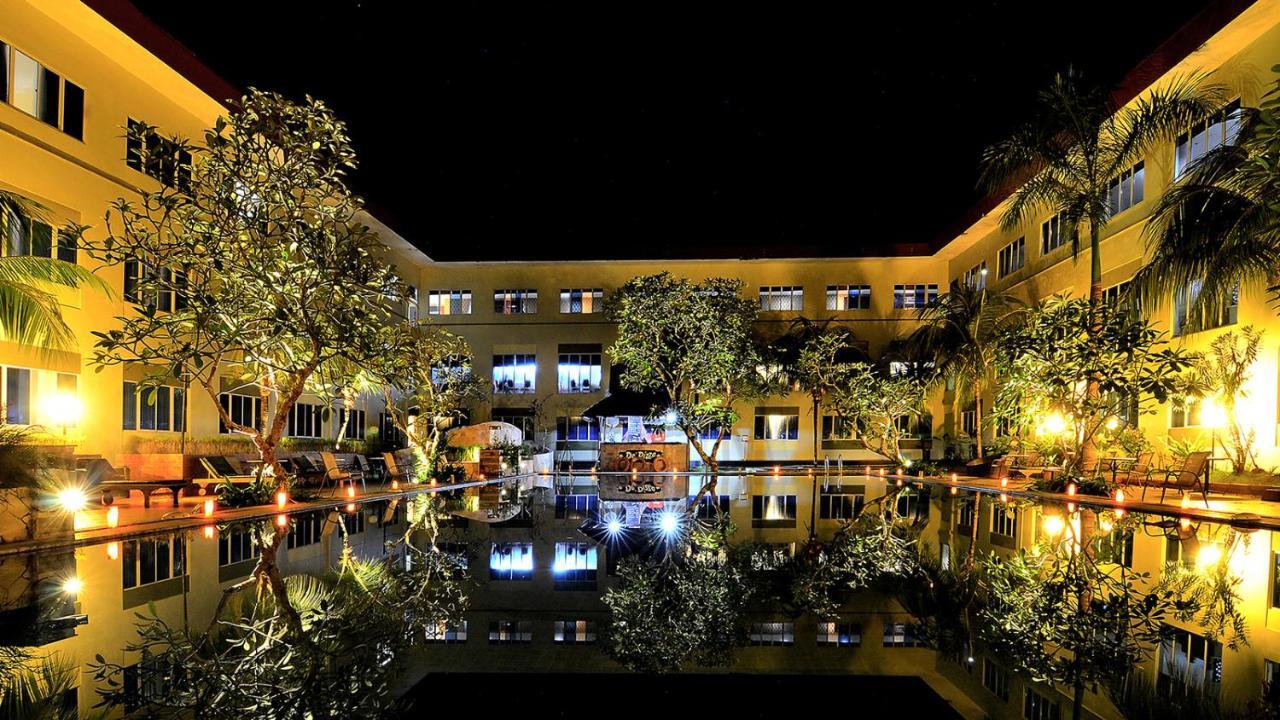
[597,442,689,500]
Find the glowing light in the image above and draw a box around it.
[950,486,957,495]
[1000,477,1008,488]
[203,499,215,517]
[346,503,356,512]
[1000,493,1008,504]
[276,491,288,509]
[106,506,119,528]
[1180,516,1192,531]
[62,577,83,595]
[346,485,356,499]
[1197,543,1223,571]
[605,516,623,535]
[879,468,885,477]
[1114,489,1126,518]
[203,525,215,539]
[1181,494,1192,510]
[391,480,400,490]
[106,541,119,560]
[1036,411,1068,437]
[1067,483,1077,497]
[950,473,957,483]
[895,478,904,487]
[276,513,288,527]
[1105,416,1119,431]
[658,511,680,537]
[1099,517,1114,533]
[46,392,82,428]
[1042,514,1065,538]
[57,487,88,512]
[903,458,913,469]
[1201,397,1228,429]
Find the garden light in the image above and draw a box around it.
[203,499,215,517]
[1201,397,1228,429]
[658,511,680,537]
[276,513,288,527]
[1042,514,1065,538]
[276,490,288,509]
[346,484,356,499]
[107,506,119,528]
[1037,411,1068,437]
[58,486,88,512]
[106,542,119,560]
[605,515,623,536]
[46,392,82,428]
[1197,543,1223,571]
[203,525,215,539]
[62,577,83,595]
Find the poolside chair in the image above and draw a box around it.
[1141,451,1211,506]
[1116,452,1153,487]
[989,454,1015,482]
[321,451,364,494]
[198,456,256,494]
[383,452,409,484]
[354,455,375,483]
[289,454,325,486]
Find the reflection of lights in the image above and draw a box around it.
[1099,517,1114,533]
[605,515,623,535]
[106,541,120,560]
[62,577,83,595]
[106,506,119,528]
[391,480,400,490]
[346,503,356,512]
[58,487,88,512]
[1042,514,1065,538]
[659,511,680,537]
[1114,489,1126,518]
[1197,543,1223,571]
[276,513,288,527]
[950,473,957,483]
[950,486,957,495]
[203,525,215,539]
[346,485,356,499]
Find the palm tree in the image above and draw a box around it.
[0,190,109,351]
[980,68,1222,469]
[907,281,1023,460]
[1132,73,1280,326]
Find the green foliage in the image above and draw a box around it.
[607,272,762,468]
[0,653,88,720]
[827,363,932,463]
[0,425,57,490]
[602,549,752,673]
[991,296,1198,478]
[1193,326,1264,473]
[84,89,403,476]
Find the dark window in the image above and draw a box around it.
[29,219,51,257]
[695,494,731,519]
[0,42,7,103]
[61,80,83,140]
[56,228,76,263]
[5,367,30,424]
[122,382,137,430]
[38,66,59,126]
[554,494,598,520]
[556,416,598,441]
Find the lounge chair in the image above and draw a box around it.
[321,451,364,494]
[1141,451,1211,506]
[383,452,409,484]
[197,456,256,494]
[989,454,1015,482]
[1116,452,1153,486]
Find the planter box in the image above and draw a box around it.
[0,488,73,544]
[119,453,200,481]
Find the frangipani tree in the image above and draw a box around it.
[607,273,762,487]
[827,363,932,466]
[370,324,487,479]
[1191,326,1263,474]
[86,90,403,479]
[779,320,863,463]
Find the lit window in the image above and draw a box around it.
[3,45,81,138]
[493,354,536,394]
[556,416,599,442]
[552,542,597,590]
[998,237,1025,278]
[753,408,798,440]
[1107,162,1145,215]
[749,622,794,646]
[759,285,803,311]
[425,620,468,643]
[826,284,871,310]
[751,495,797,528]
[964,262,987,290]
[427,289,472,315]
[1175,100,1242,178]
[817,622,861,647]
[489,620,532,644]
[554,620,597,644]
[882,622,923,648]
[493,289,538,315]
[3,367,31,425]
[1172,280,1237,336]
[560,288,603,313]
[489,543,534,581]
[893,284,938,309]
[557,347,602,393]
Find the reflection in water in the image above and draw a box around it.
[1,473,1279,718]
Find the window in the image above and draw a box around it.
[406,285,419,324]
[827,284,871,310]
[983,659,1011,701]
[1266,659,1280,697]
[218,527,256,567]
[122,536,185,590]
[554,620,597,644]
[1272,553,1280,610]
[1172,280,1237,336]
[961,406,978,437]
[558,346,602,393]
[424,620,468,643]
[992,506,1018,539]
[1094,528,1134,567]
[379,412,406,448]
[493,289,538,315]
[492,409,536,439]
[956,498,976,530]
[1103,280,1132,307]
[819,483,864,520]
[893,284,938,309]
[554,494,599,520]
[1023,688,1060,720]
[493,354,536,393]
[759,285,804,311]
[553,542,597,590]
[125,119,191,190]
[560,288,603,313]
[821,415,856,441]
[122,258,185,311]
[2,45,83,139]
[3,367,30,425]
[338,408,366,440]
[694,494,731,519]
[817,622,861,647]
[1040,213,1069,255]
[122,654,175,715]
[883,622,923,647]
[286,511,325,549]
[1175,100,1242,178]
[219,392,261,433]
[1,207,76,265]
[749,622,794,646]
[1171,397,1202,428]
[754,408,799,440]
[490,542,534,580]
[342,506,366,534]
[964,262,988,290]
[1157,626,1223,698]
[489,620,532,644]
[287,402,323,438]
[751,495,797,528]
[122,383,185,432]
[998,237,1026,278]
[556,416,599,442]
[1108,162,1145,216]
[427,289,472,315]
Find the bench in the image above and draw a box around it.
[99,480,192,509]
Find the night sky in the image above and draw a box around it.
[131,1,1216,260]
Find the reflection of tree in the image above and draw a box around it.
[89,503,469,718]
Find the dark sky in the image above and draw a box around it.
[131,1,1217,260]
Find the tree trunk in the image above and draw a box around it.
[1082,223,1103,475]
[1072,678,1085,720]
[812,395,821,464]
[972,379,984,460]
